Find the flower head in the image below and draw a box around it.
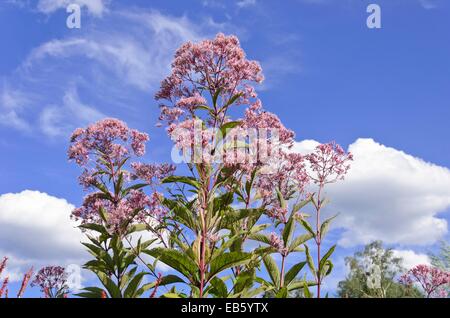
[400,264,450,298]
[156,33,263,127]
[31,266,68,298]
[306,141,353,185]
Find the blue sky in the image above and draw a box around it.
[0,0,449,297]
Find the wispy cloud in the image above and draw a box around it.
[0,82,31,132]
[7,0,110,16]
[418,0,437,10]
[237,0,257,8]
[1,8,221,138]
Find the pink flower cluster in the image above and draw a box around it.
[31,266,68,296]
[256,152,309,220]
[131,162,176,184]
[167,119,214,158]
[269,233,288,256]
[241,102,295,148]
[156,33,263,125]
[68,118,149,166]
[72,190,167,229]
[400,264,450,298]
[306,141,353,186]
[69,119,175,232]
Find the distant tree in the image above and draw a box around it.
[337,241,423,298]
[429,240,450,271]
[428,240,450,295]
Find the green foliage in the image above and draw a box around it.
[337,241,424,298]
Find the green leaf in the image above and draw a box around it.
[288,233,313,252]
[284,261,306,286]
[76,287,105,298]
[144,248,198,283]
[320,260,334,278]
[299,219,315,238]
[275,287,288,298]
[248,233,271,245]
[162,176,200,189]
[209,277,228,298]
[124,272,147,298]
[212,87,222,107]
[275,188,287,209]
[224,92,243,108]
[207,252,251,282]
[303,281,312,298]
[292,197,312,214]
[262,254,280,287]
[282,215,295,246]
[96,272,122,298]
[122,183,148,195]
[79,223,107,234]
[126,223,147,234]
[319,245,336,274]
[304,245,316,277]
[319,215,337,240]
[233,270,255,294]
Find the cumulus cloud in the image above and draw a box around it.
[392,249,430,270]
[0,190,86,281]
[292,138,450,247]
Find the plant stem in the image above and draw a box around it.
[316,185,323,298]
[280,255,286,289]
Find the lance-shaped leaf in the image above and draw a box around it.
[248,233,271,245]
[303,281,312,298]
[292,196,312,214]
[79,223,107,235]
[282,214,295,246]
[304,245,316,277]
[319,245,336,276]
[275,287,288,298]
[144,248,199,283]
[284,261,306,286]
[275,188,287,209]
[233,270,256,294]
[162,175,200,189]
[124,271,147,298]
[136,275,186,296]
[96,271,122,298]
[289,233,313,252]
[299,219,316,238]
[319,214,338,240]
[262,254,280,288]
[320,260,334,278]
[209,277,228,298]
[207,252,251,282]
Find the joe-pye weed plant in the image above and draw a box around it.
[69,33,353,298]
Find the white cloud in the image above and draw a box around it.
[237,0,257,8]
[292,138,450,247]
[0,190,86,281]
[418,0,437,10]
[37,0,108,16]
[0,83,31,132]
[39,85,104,137]
[2,9,213,137]
[392,249,430,270]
